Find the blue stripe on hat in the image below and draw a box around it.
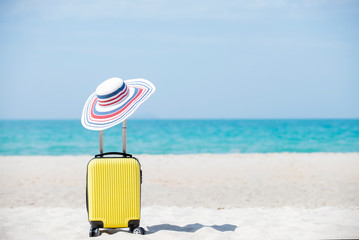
[93,88,139,115]
[97,82,126,100]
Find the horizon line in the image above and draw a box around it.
[0,118,359,121]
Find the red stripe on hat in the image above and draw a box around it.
[98,88,129,107]
[90,88,144,120]
[87,85,146,123]
[98,86,128,106]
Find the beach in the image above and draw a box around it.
[0,153,359,239]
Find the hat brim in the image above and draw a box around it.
[81,78,155,131]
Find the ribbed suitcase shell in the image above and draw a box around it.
[87,157,141,228]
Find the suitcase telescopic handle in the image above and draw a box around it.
[95,152,133,158]
[98,120,127,154]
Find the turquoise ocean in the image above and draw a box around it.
[0,120,358,155]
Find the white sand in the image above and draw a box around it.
[0,153,358,239]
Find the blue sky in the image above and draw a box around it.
[0,0,358,119]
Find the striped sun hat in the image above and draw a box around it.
[81,77,155,130]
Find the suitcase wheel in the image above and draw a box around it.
[132,227,145,235]
[89,227,100,237]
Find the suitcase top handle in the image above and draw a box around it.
[99,120,127,154]
[95,152,133,158]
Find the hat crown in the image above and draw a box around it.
[96,77,124,96]
[95,77,129,107]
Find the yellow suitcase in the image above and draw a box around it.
[86,122,144,237]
